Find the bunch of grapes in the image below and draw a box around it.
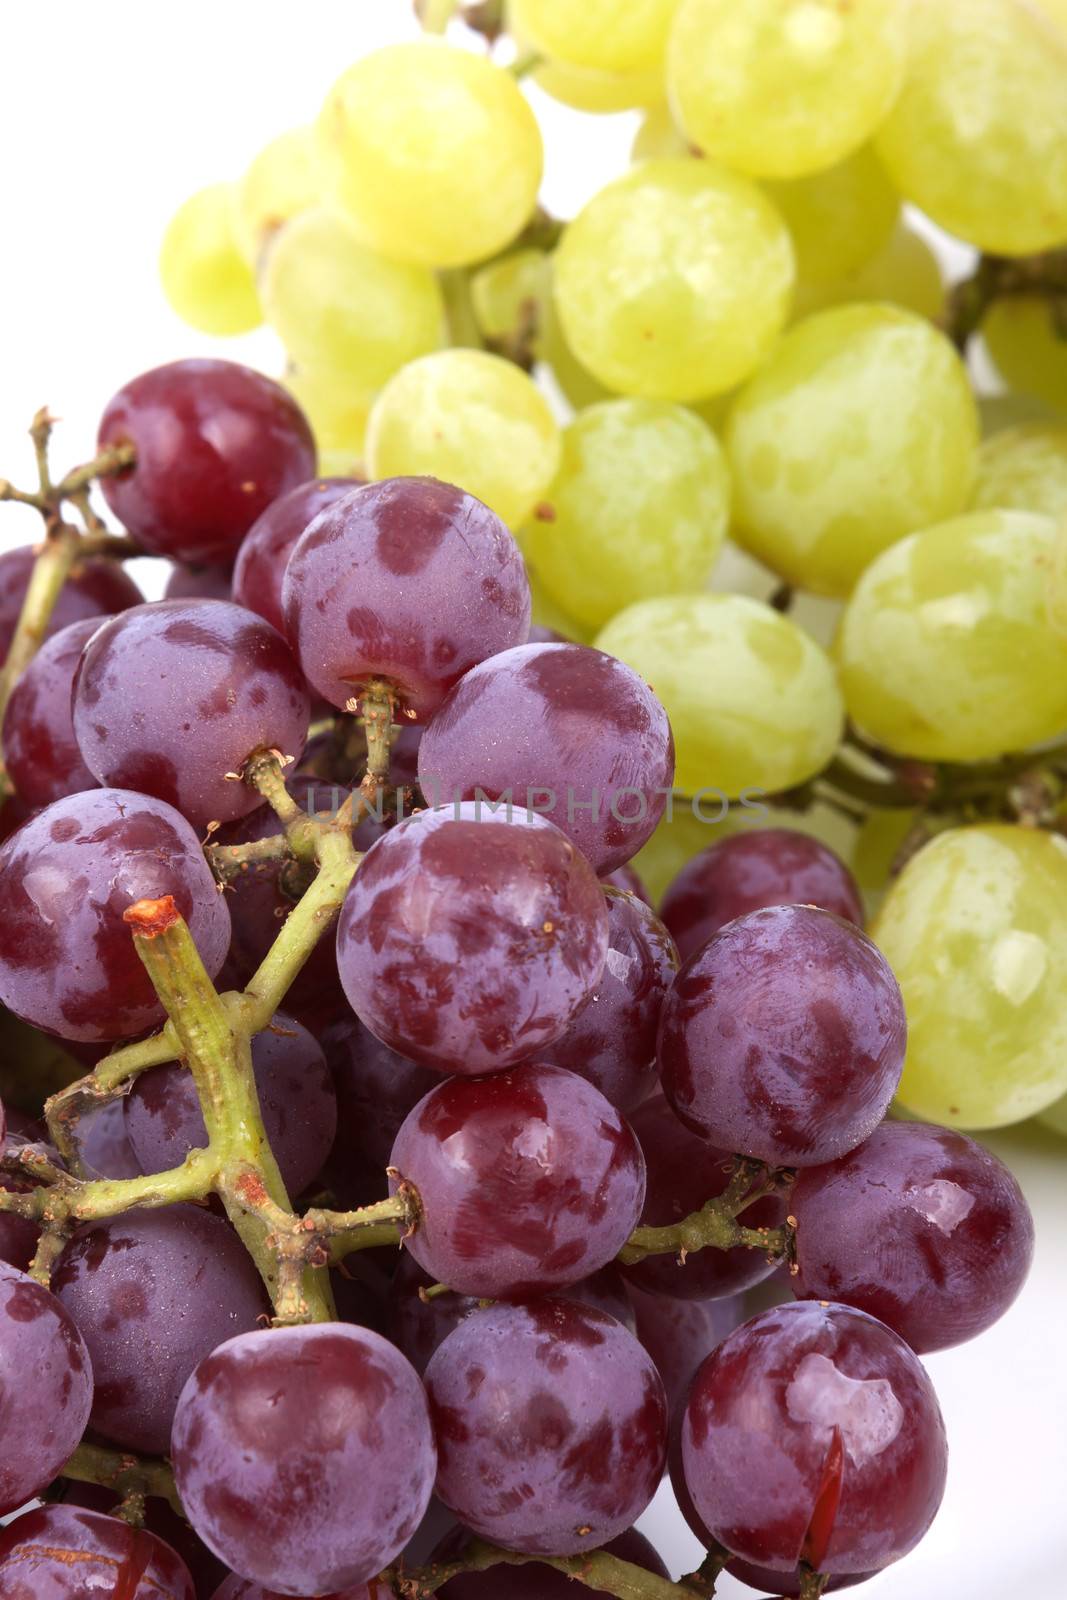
[0,1,1065,1596]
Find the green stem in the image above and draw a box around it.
[0,522,80,728]
[619,1160,793,1269]
[393,1539,714,1599]
[59,1441,183,1518]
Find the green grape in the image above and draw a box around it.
[836,510,1067,763]
[469,249,549,349]
[553,160,795,402]
[365,349,561,530]
[631,102,690,163]
[532,55,664,112]
[875,0,1067,256]
[983,298,1067,417]
[318,42,542,268]
[537,288,614,411]
[873,825,1067,1129]
[792,223,944,324]
[971,423,1067,521]
[233,126,320,266]
[851,807,920,920]
[667,0,907,180]
[159,183,261,336]
[1035,0,1067,29]
[766,146,899,286]
[525,563,592,643]
[727,304,978,597]
[595,593,844,798]
[285,367,372,474]
[261,209,443,391]
[1037,1092,1067,1138]
[979,393,1062,438]
[522,399,730,631]
[511,0,678,73]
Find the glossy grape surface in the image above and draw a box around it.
[233,125,320,265]
[0,1505,195,1600]
[323,1014,441,1173]
[389,1063,646,1298]
[658,905,905,1167]
[683,1302,947,1575]
[971,422,1067,522]
[337,806,608,1075]
[98,359,317,566]
[232,476,362,635]
[631,1286,742,1420]
[426,1299,667,1556]
[0,546,141,666]
[1,617,100,806]
[602,862,652,904]
[62,1480,226,1599]
[160,182,261,335]
[172,1323,436,1593]
[283,477,530,720]
[0,788,230,1041]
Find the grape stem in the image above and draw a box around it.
[940,246,1067,353]
[618,1157,795,1270]
[57,1441,183,1519]
[388,1539,717,1599]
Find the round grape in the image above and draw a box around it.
[0,1505,195,1600]
[1,618,103,807]
[323,1014,441,1172]
[971,422,1067,522]
[233,125,320,266]
[160,182,261,336]
[983,295,1067,415]
[630,1285,743,1420]
[165,563,234,602]
[766,145,900,288]
[284,367,372,478]
[602,862,652,904]
[0,546,142,666]
[232,476,362,636]
[512,0,675,73]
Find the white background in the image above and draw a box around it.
[1,4,1065,1597]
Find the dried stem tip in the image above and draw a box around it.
[122,895,182,937]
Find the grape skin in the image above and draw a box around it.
[0,1504,195,1600]
[232,476,363,636]
[323,1013,442,1176]
[971,422,1067,521]
[511,0,677,74]
[1,617,102,806]
[630,1286,742,1421]
[983,296,1067,416]
[0,545,142,666]
[160,182,262,336]
[233,125,320,266]
[792,222,945,324]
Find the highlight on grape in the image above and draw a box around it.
[0,1,1065,1597]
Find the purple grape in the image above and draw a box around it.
[282,477,531,720]
[125,1013,336,1197]
[211,1577,383,1600]
[171,1323,436,1593]
[97,359,317,566]
[0,546,142,666]
[0,1173,40,1271]
[791,1120,1035,1354]
[631,1285,743,1418]
[323,1013,440,1172]
[72,1097,144,1179]
[0,788,231,1042]
[437,1527,669,1598]
[0,1093,5,1157]
[60,1481,227,1600]
[389,1063,646,1299]
[0,1262,94,1515]
[166,563,235,602]
[425,1299,667,1557]
[682,1302,947,1576]
[661,829,864,962]
[602,862,652,905]
[232,476,363,635]
[658,906,906,1168]
[1,618,102,806]
[727,1556,874,1595]
[336,805,609,1076]
[72,599,311,831]
[622,1097,787,1302]
[331,1249,392,1339]
[53,1204,270,1454]
[0,1505,195,1599]
[418,642,674,874]
[541,888,678,1111]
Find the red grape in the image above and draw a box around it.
[630,1285,743,1418]
[0,1262,93,1515]
[0,1505,195,1599]
[171,1324,436,1593]
[60,1481,227,1600]
[72,1097,144,1178]
[166,563,235,602]
[0,545,142,665]
[323,1013,441,1172]
[602,862,652,904]
[418,642,674,874]
[72,599,311,831]
[425,1299,667,1557]
[97,359,316,566]
[437,1527,669,1597]
[389,1063,646,1299]
[0,788,231,1042]
[1,618,102,806]
[232,476,363,635]
[0,1173,40,1271]
[336,805,609,1076]
[281,476,530,720]
[682,1302,947,1576]
[658,906,906,1167]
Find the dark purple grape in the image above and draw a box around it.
[389,1063,646,1299]
[437,1526,669,1598]
[631,1285,742,1418]
[166,563,234,602]
[282,477,530,720]
[72,600,311,832]
[331,1249,392,1338]
[72,1097,143,1178]
[125,1013,336,1196]
[791,1120,1034,1354]
[53,1203,270,1454]
[623,1097,787,1302]
[0,546,142,666]
[602,862,652,905]
[211,1577,384,1600]
[682,1302,947,1576]
[0,1093,5,1156]
[425,1299,667,1557]
[0,1174,40,1271]
[324,1013,440,1172]
[232,476,363,635]
[418,643,674,874]
[564,1263,637,1332]
[97,359,317,566]
[0,1505,195,1599]
[1,618,102,806]
[0,1262,93,1514]
[171,1323,436,1593]
[542,888,677,1112]
[661,829,864,962]
[0,788,231,1042]
[658,906,906,1168]
[59,1481,227,1600]
[336,805,609,1076]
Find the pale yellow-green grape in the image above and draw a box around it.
[595,593,844,798]
[318,43,542,268]
[159,183,261,336]
[261,209,443,392]
[511,0,678,72]
[792,223,944,324]
[851,807,920,921]
[766,146,899,287]
[233,126,320,266]
[525,563,592,643]
[979,393,1062,439]
[983,298,1067,417]
[631,103,690,163]
[554,160,795,402]
[875,0,1067,256]
[873,826,1067,1129]
[365,349,561,530]
[1037,1093,1067,1138]
[1035,0,1067,29]
[836,511,1067,762]
[727,304,979,596]
[522,400,730,630]
[687,392,735,434]
[971,424,1067,522]
[667,0,907,180]
[285,367,372,476]
[532,56,665,112]
[537,288,614,412]
[469,249,550,349]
